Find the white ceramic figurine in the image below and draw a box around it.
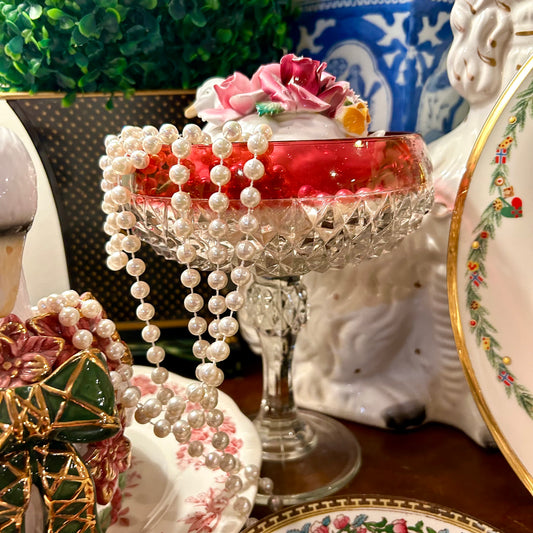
[292,0,533,445]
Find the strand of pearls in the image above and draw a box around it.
[98,121,275,515]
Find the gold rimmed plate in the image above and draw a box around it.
[448,53,533,496]
[243,495,500,533]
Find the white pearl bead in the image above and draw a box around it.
[219,453,237,472]
[99,155,111,169]
[211,431,229,450]
[80,299,102,319]
[188,440,204,457]
[235,240,257,261]
[58,306,80,327]
[247,133,269,155]
[142,135,162,155]
[109,232,125,248]
[205,452,220,469]
[206,409,224,428]
[143,125,159,136]
[208,191,229,213]
[105,241,119,255]
[182,124,203,144]
[233,497,252,515]
[134,407,151,424]
[238,213,259,234]
[72,329,93,350]
[244,464,259,481]
[157,387,173,404]
[142,324,160,343]
[240,186,261,208]
[172,420,192,443]
[231,265,252,286]
[147,345,165,364]
[187,382,205,402]
[184,293,204,313]
[212,137,232,159]
[130,150,150,169]
[116,211,137,230]
[207,340,230,362]
[123,138,142,154]
[210,164,231,186]
[171,138,191,158]
[62,290,80,307]
[143,397,162,418]
[126,258,146,277]
[207,244,229,265]
[201,132,212,144]
[121,386,141,408]
[103,222,118,236]
[225,290,245,311]
[136,302,155,321]
[259,477,274,495]
[208,319,220,339]
[254,123,273,139]
[111,185,131,205]
[107,341,126,361]
[46,294,65,313]
[208,295,227,315]
[101,201,117,216]
[198,362,224,387]
[102,166,120,183]
[169,164,190,185]
[243,158,265,181]
[151,366,169,384]
[207,270,228,290]
[187,409,206,429]
[188,316,207,336]
[225,474,243,494]
[107,252,128,271]
[167,396,186,417]
[208,218,227,239]
[222,121,242,142]
[159,123,179,144]
[121,125,143,139]
[177,243,196,264]
[192,339,210,358]
[106,140,125,157]
[200,387,218,410]
[171,191,191,212]
[154,419,172,438]
[219,316,239,337]
[101,180,114,193]
[130,281,150,299]
[95,318,116,338]
[181,268,201,288]
[173,218,193,238]
[121,234,141,253]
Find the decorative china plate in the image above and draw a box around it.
[242,496,500,533]
[448,54,533,495]
[108,365,261,533]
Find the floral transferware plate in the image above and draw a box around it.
[448,54,533,495]
[108,365,261,533]
[242,495,500,533]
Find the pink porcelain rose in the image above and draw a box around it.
[197,54,354,124]
[259,54,354,117]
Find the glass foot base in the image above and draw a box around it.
[254,410,361,506]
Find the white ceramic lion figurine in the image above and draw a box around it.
[291,0,533,445]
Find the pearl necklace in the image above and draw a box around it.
[98,120,275,515]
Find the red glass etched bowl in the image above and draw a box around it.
[129,133,433,277]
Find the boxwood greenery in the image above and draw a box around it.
[0,0,296,106]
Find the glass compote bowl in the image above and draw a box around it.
[127,133,433,505]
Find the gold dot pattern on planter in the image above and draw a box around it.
[9,93,213,329]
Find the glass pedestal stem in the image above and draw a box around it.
[247,275,362,505]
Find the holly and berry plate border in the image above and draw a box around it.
[448,54,533,497]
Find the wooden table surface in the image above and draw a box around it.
[220,371,533,533]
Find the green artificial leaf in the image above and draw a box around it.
[28,4,43,20]
[28,57,42,74]
[19,12,36,30]
[105,7,121,23]
[168,0,186,21]
[118,40,137,56]
[56,72,76,89]
[5,35,23,60]
[78,13,99,38]
[46,8,66,21]
[205,0,220,9]
[5,19,21,36]
[139,0,157,8]
[71,26,89,45]
[215,28,232,43]
[77,69,100,88]
[189,9,207,27]
[61,90,77,107]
